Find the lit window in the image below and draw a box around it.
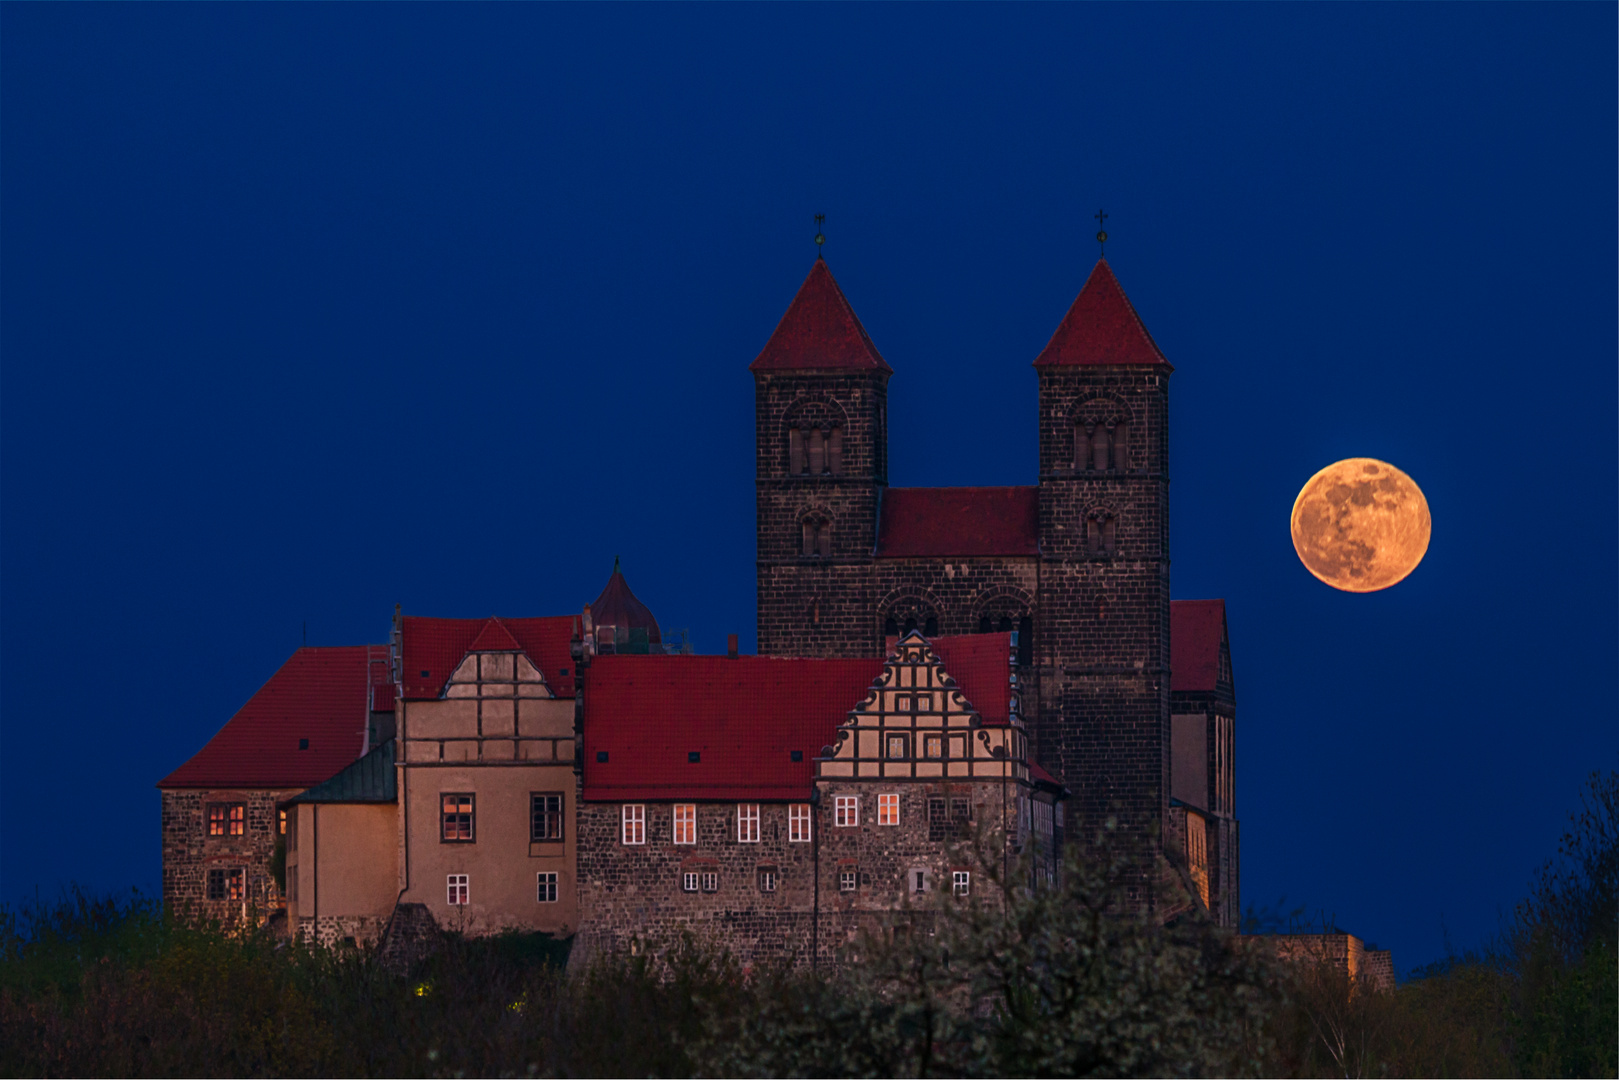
[953,871,970,897]
[682,872,699,893]
[206,867,244,901]
[673,804,697,845]
[839,870,857,892]
[788,804,812,842]
[441,794,474,842]
[878,793,900,826]
[536,872,558,903]
[834,795,859,827]
[277,809,287,836]
[531,793,563,842]
[913,693,933,712]
[737,804,760,843]
[886,734,908,759]
[758,867,777,893]
[923,734,944,759]
[447,874,469,906]
[208,803,245,838]
[701,872,719,893]
[895,694,911,711]
[622,804,645,845]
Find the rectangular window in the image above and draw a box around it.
[206,867,244,901]
[895,694,911,712]
[447,874,469,906]
[207,803,245,837]
[701,872,719,893]
[536,872,558,903]
[914,693,933,712]
[530,793,563,842]
[953,871,970,897]
[839,870,857,893]
[886,733,908,759]
[277,809,287,836]
[788,803,812,843]
[928,796,949,842]
[737,804,760,843]
[923,733,944,759]
[834,795,859,827]
[682,872,699,893]
[878,793,900,826]
[622,804,646,845]
[673,804,697,845]
[758,868,777,893]
[910,868,929,893]
[441,794,474,842]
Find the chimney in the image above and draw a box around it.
[727,634,738,659]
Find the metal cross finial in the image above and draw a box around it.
[814,213,826,259]
[1095,209,1109,256]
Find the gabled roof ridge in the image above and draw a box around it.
[467,616,523,652]
[749,260,893,374]
[1033,258,1171,368]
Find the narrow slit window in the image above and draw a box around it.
[789,427,804,475]
[808,428,825,474]
[818,522,832,558]
[1112,422,1129,470]
[828,427,843,475]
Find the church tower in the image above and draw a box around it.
[752,259,889,657]
[1032,259,1173,849]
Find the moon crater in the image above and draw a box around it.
[1291,458,1431,592]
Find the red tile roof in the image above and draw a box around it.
[582,655,883,801]
[1171,599,1227,693]
[372,682,396,712]
[583,634,1016,801]
[931,632,1013,726]
[1028,760,1063,790]
[1033,259,1170,367]
[401,616,577,700]
[876,487,1040,558]
[748,260,892,374]
[159,647,374,790]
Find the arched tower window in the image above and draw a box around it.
[801,515,832,558]
[784,400,848,478]
[1072,397,1133,472]
[1085,507,1118,557]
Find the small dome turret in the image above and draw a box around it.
[589,557,662,655]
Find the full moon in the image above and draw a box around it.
[1291,458,1431,592]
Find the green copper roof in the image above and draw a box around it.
[289,738,396,804]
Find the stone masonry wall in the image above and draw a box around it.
[161,787,297,922]
[574,780,1017,967]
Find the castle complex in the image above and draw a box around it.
[158,254,1241,960]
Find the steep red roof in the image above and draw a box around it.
[748,260,892,374]
[583,655,883,801]
[159,647,374,789]
[372,682,396,712]
[931,632,1013,726]
[876,487,1040,558]
[1171,599,1227,693]
[400,616,577,700]
[1033,259,1170,367]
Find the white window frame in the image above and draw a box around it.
[622,804,645,845]
[834,795,859,827]
[701,871,718,893]
[788,803,812,843]
[682,872,699,893]
[536,872,558,903]
[877,793,900,826]
[839,870,857,892]
[758,868,777,893]
[447,873,469,906]
[673,804,697,845]
[953,870,970,897]
[737,803,760,843]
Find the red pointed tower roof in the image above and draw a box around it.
[1033,259,1170,367]
[749,259,892,374]
[592,557,662,645]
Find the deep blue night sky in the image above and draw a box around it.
[3,4,1613,972]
